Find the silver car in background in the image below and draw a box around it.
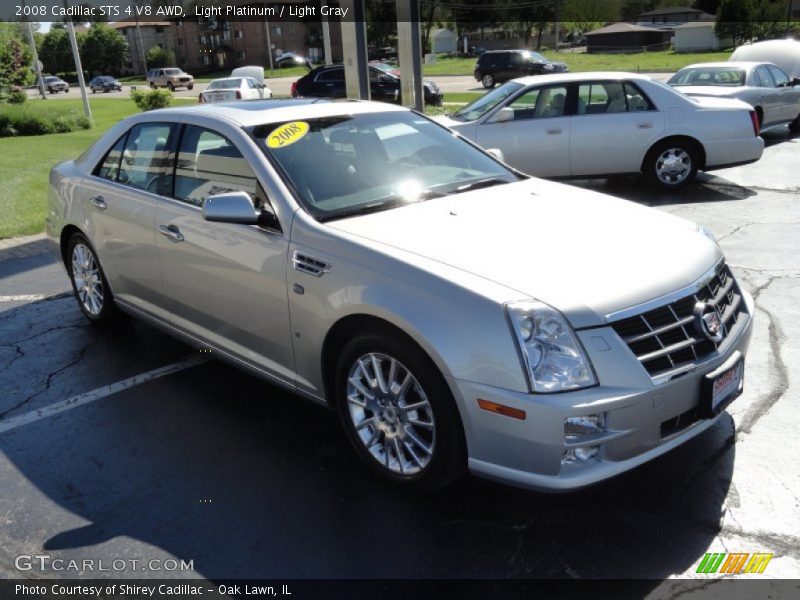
[47,100,753,492]
[668,62,800,133]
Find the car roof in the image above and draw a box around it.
[509,71,653,86]
[678,61,768,70]
[209,77,246,83]
[146,98,407,127]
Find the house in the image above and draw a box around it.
[584,22,672,54]
[110,20,175,74]
[673,22,732,52]
[635,6,715,27]
[431,28,457,54]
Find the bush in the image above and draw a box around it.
[0,104,91,138]
[7,88,27,104]
[131,88,173,112]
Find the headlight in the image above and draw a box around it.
[506,301,597,393]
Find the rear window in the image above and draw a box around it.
[208,79,242,90]
[669,67,745,86]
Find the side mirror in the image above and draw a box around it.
[486,148,505,161]
[792,77,800,87]
[202,191,259,224]
[488,107,515,123]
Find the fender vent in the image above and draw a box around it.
[292,251,330,277]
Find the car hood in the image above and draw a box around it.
[327,179,721,328]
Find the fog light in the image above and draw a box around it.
[562,445,599,464]
[564,414,605,441]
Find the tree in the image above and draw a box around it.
[81,23,129,76]
[751,0,791,40]
[621,0,659,20]
[716,0,754,46]
[145,45,176,69]
[692,0,722,14]
[40,27,74,75]
[0,28,34,102]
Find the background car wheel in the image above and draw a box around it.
[335,331,466,493]
[644,139,699,190]
[48,88,54,94]
[187,84,194,91]
[149,82,155,89]
[167,82,174,91]
[66,233,117,325]
[789,114,800,133]
[481,73,495,88]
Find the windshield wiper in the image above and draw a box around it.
[454,177,510,193]
[318,189,447,223]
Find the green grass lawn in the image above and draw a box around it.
[0,97,192,240]
[423,49,733,76]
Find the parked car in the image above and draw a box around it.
[474,50,568,89]
[199,77,272,103]
[369,47,398,62]
[48,99,753,492]
[730,39,800,79]
[89,76,122,93]
[147,68,194,91]
[438,72,764,189]
[292,64,443,106]
[668,62,800,133]
[275,52,312,69]
[42,76,69,94]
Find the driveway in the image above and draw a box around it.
[0,129,797,587]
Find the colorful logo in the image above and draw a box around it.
[696,552,773,574]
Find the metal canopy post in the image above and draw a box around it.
[396,0,424,112]
[340,0,370,100]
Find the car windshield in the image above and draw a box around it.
[251,111,519,222]
[524,51,547,62]
[164,69,182,76]
[208,79,242,90]
[44,77,59,83]
[668,67,746,86]
[371,63,396,73]
[450,82,524,122]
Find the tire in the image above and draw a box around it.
[334,330,466,493]
[789,114,800,134]
[643,139,700,190]
[149,82,155,89]
[91,88,96,94]
[187,84,194,91]
[481,73,495,89]
[48,87,54,94]
[66,233,118,325]
[167,82,174,91]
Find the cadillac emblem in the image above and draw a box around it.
[694,301,723,342]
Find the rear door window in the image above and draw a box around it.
[755,65,776,87]
[767,65,789,87]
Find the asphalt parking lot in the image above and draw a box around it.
[0,128,798,589]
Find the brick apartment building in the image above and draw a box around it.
[110,20,175,74]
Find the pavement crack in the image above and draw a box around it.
[0,323,85,347]
[0,336,95,421]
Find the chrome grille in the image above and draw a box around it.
[610,263,746,379]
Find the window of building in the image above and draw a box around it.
[237,51,245,60]
[271,26,282,36]
[235,30,243,39]
[156,27,164,33]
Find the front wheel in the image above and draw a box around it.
[789,113,800,133]
[335,332,466,493]
[481,73,495,89]
[66,233,117,324]
[187,84,194,91]
[644,140,699,190]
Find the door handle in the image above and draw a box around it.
[636,121,653,129]
[90,195,107,210]
[158,224,184,242]
[546,128,562,135]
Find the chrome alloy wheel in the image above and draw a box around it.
[655,147,692,185]
[346,353,436,475]
[71,243,104,316]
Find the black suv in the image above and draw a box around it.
[474,50,568,88]
[292,63,443,106]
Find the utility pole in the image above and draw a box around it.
[134,2,148,76]
[63,0,92,124]
[554,0,562,53]
[22,5,47,100]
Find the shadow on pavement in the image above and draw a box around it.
[0,298,735,584]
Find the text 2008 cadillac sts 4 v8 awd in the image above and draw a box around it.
[47,100,752,492]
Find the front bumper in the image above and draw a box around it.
[449,290,753,492]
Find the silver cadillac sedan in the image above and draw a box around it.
[47,100,753,492]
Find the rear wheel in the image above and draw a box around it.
[335,332,466,493]
[481,73,495,89]
[66,233,117,324]
[149,82,155,89]
[644,139,699,190]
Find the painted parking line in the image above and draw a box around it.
[0,354,211,434]
[0,295,48,302]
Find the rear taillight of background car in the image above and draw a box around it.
[290,81,298,97]
[749,110,760,136]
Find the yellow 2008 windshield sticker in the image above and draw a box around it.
[267,121,310,149]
